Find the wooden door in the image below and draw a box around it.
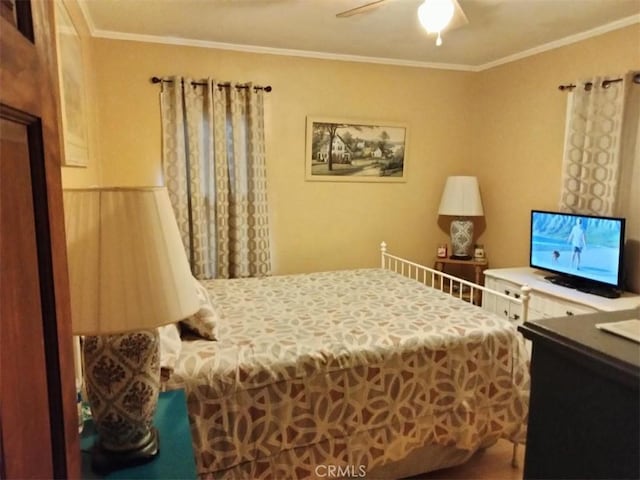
[0,1,80,478]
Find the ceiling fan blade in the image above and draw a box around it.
[448,0,469,30]
[336,0,392,18]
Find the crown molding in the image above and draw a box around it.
[477,14,640,71]
[89,29,475,72]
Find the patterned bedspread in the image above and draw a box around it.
[165,268,529,479]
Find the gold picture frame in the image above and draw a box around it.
[54,1,89,167]
[305,116,408,183]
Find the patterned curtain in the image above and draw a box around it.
[160,76,271,279]
[559,75,628,216]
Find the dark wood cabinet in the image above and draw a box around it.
[519,309,640,480]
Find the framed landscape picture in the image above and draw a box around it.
[54,0,89,167]
[305,117,408,182]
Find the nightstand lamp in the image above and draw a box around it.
[64,187,199,474]
[438,176,484,260]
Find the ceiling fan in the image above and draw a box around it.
[336,0,468,45]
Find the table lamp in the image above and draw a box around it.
[437,176,484,259]
[63,186,199,473]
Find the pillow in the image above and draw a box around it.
[180,279,219,340]
[158,323,182,373]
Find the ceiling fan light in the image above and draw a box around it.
[417,0,455,33]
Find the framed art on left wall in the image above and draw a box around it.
[54,0,89,167]
[305,116,408,183]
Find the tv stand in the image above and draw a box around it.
[483,268,640,325]
[544,275,621,299]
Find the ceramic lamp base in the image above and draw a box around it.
[82,330,161,474]
[450,218,474,259]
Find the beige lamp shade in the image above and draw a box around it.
[438,176,484,217]
[64,186,199,335]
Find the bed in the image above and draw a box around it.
[163,243,532,479]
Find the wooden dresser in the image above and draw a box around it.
[519,308,640,479]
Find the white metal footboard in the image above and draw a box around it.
[380,242,531,323]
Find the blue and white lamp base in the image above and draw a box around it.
[450,218,474,259]
[83,329,161,474]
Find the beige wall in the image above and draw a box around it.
[87,25,639,286]
[91,40,474,273]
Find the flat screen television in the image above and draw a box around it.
[529,210,626,298]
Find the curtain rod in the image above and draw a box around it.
[151,76,272,92]
[558,72,640,91]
